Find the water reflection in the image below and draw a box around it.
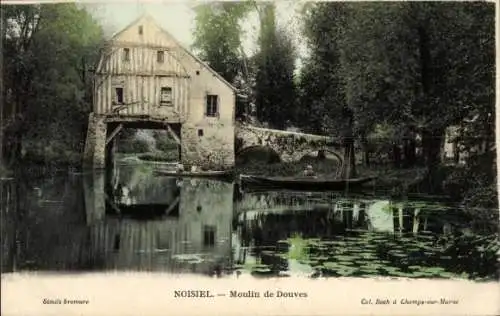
[1,166,498,280]
[234,191,498,280]
[3,166,234,275]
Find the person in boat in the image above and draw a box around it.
[303,165,316,177]
[176,163,185,173]
[191,165,198,173]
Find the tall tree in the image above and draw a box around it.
[2,4,104,167]
[301,2,356,177]
[301,1,494,179]
[254,2,297,130]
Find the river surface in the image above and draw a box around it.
[1,163,498,280]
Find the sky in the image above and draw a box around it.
[83,0,308,69]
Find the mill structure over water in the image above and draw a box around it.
[84,13,237,170]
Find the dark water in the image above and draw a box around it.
[1,164,498,280]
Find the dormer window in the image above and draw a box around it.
[138,25,143,35]
[123,48,130,62]
[157,51,164,63]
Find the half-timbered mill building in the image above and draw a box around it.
[84,13,236,170]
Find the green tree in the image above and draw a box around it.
[192,2,253,120]
[300,2,356,177]
[254,2,297,130]
[300,1,494,180]
[192,2,252,84]
[2,3,104,167]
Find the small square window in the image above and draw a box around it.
[123,48,130,62]
[138,25,143,35]
[205,95,219,117]
[198,129,203,137]
[157,51,164,63]
[160,87,173,106]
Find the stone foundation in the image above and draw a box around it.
[83,113,107,169]
[180,121,235,170]
[83,171,106,224]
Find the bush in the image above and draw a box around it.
[117,138,150,153]
[138,152,178,162]
[236,146,281,164]
[156,136,178,152]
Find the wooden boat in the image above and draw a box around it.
[239,174,376,191]
[154,169,235,180]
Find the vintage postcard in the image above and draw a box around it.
[1,0,499,315]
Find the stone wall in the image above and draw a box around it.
[236,123,343,163]
[181,121,235,170]
[83,113,107,169]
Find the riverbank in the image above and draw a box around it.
[3,149,428,193]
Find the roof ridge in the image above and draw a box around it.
[107,12,237,92]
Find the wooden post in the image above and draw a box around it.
[413,208,420,234]
[165,124,181,145]
[398,206,403,235]
[106,123,123,146]
[165,196,180,216]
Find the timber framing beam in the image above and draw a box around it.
[165,123,181,145]
[165,196,180,216]
[106,123,123,146]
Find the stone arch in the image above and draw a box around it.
[299,149,344,164]
[298,149,345,177]
[236,145,281,164]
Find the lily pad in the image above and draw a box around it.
[420,267,446,274]
[299,259,320,265]
[358,253,378,259]
[388,251,407,258]
[382,266,402,272]
[336,267,359,276]
[335,255,357,261]
[359,269,381,275]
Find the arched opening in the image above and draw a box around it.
[299,149,344,177]
[236,146,281,165]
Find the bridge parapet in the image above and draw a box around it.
[235,123,344,164]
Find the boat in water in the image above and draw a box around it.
[239,174,376,191]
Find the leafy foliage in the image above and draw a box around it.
[192,2,252,85]
[2,4,104,166]
[254,3,297,129]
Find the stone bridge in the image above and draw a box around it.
[235,123,344,165]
